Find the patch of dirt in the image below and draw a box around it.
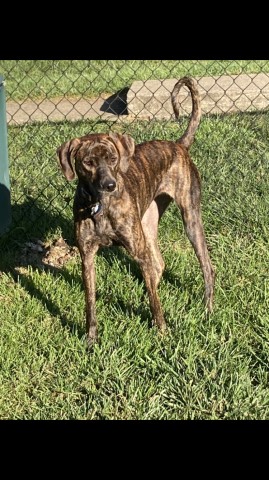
[19,237,79,270]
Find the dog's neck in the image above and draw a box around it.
[76,182,123,219]
[76,184,102,218]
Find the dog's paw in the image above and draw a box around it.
[152,318,167,334]
[85,334,98,351]
[205,298,214,315]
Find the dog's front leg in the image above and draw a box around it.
[82,245,99,346]
[77,234,99,347]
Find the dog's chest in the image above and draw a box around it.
[93,216,118,246]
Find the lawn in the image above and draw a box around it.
[1,111,269,419]
[1,60,269,101]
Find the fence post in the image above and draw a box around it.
[0,75,11,234]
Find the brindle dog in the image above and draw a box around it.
[57,77,215,346]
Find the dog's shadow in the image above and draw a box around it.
[97,246,153,326]
[98,245,195,326]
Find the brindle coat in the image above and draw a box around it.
[57,77,215,346]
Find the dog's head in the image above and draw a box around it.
[57,132,135,196]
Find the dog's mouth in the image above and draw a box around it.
[80,184,102,200]
[81,180,116,198]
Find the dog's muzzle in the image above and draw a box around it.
[97,166,117,193]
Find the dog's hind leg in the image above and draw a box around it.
[142,201,164,288]
[175,168,215,312]
[141,195,172,288]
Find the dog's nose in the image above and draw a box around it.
[102,180,116,192]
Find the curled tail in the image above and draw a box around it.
[171,76,201,150]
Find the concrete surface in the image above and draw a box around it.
[6,95,118,125]
[5,72,269,126]
[127,73,269,119]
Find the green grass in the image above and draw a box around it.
[1,60,269,101]
[1,111,269,419]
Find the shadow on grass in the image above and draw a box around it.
[0,199,198,337]
[0,199,86,337]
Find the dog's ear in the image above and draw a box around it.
[109,133,135,173]
[57,138,80,181]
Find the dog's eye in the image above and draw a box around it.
[83,157,94,166]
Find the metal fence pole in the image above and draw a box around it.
[0,75,11,234]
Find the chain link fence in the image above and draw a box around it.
[1,60,269,241]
